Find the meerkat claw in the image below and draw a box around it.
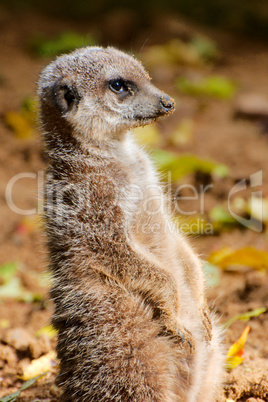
[178,329,185,344]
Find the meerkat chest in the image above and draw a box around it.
[120,136,156,189]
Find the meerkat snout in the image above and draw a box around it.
[159,95,175,114]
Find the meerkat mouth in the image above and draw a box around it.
[133,111,170,123]
[133,102,175,122]
[132,116,158,126]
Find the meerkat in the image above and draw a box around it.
[38,46,223,401]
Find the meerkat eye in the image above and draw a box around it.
[109,79,126,93]
[108,79,133,95]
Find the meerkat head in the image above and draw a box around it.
[38,46,175,144]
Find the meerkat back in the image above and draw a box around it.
[38,46,223,401]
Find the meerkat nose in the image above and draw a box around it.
[159,95,175,113]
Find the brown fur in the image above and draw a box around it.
[38,46,223,401]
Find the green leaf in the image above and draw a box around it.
[0,374,46,402]
[0,262,18,282]
[21,96,38,114]
[141,39,203,68]
[0,277,42,303]
[190,36,220,62]
[30,32,96,57]
[222,307,266,330]
[151,149,178,167]
[209,206,237,225]
[151,150,229,181]
[203,262,221,288]
[176,75,236,99]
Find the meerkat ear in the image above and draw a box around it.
[53,78,80,115]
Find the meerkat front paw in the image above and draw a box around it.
[180,326,195,352]
[176,325,195,353]
[162,323,195,353]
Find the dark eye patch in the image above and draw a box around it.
[63,87,76,106]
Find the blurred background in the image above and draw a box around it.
[0,1,268,401]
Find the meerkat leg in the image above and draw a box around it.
[130,184,222,400]
[86,238,194,349]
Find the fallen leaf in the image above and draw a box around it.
[190,36,220,62]
[174,215,213,236]
[15,215,41,236]
[222,307,266,329]
[176,75,236,99]
[0,319,10,329]
[152,150,229,181]
[209,206,237,225]
[35,325,58,339]
[132,125,161,147]
[20,351,57,381]
[0,277,42,303]
[168,118,194,146]
[225,326,250,371]
[141,39,203,67]
[0,262,18,282]
[4,111,33,139]
[208,247,268,272]
[202,262,221,288]
[0,374,46,402]
[30,31,96,57]
[4,97,38,140]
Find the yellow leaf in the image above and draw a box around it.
[169,118,194,146]
[20,351,58,380]
[208,247,268,271]
[132,125,161,147]
[4,111,33,139]
[0,319,10,329]
[35,325,58,339]
[207,247,233,266]
[225,326,250,371]
[174,215,213,236]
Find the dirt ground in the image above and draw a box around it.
[0,7,267,402]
